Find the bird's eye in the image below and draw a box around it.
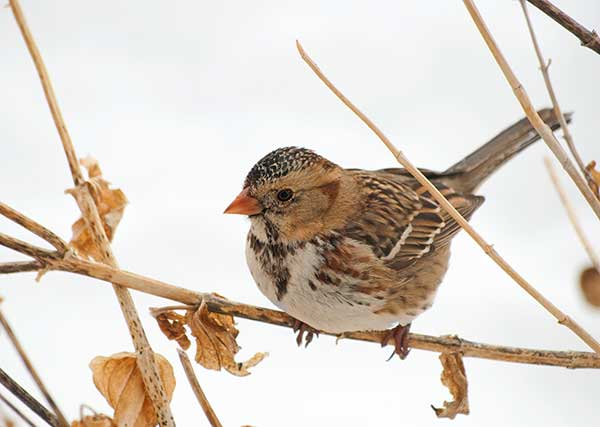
[276,189,293,202]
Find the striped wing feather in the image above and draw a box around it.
[344,170,483,270]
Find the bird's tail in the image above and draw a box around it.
[442,108,571,193]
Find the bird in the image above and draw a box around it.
[224,109,569,358]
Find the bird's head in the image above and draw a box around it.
[224,147,353,241]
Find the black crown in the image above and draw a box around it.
[244,147,333,187]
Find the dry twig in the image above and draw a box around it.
[0,392,38,427]
[0,204,67,254]
[294,40,600,354]
[462,0,600,222]
[525,0,600,56]
[176,350,223,427]
[519,0,593,189]
[1,206,599,368]
[8,1,175,424]
[544,158,600,272]
[0,309,68,426]
[0,368,57,427]
[0,261,44,275]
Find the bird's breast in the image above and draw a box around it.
[244,222,399,333]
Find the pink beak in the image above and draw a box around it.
[223,187,262,215]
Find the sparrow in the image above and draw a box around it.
[224,109,569,358]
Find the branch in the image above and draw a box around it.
[2,206,600,369]
[0,261,44,275]
[176,350,223,427]
[0,309,69,426]
[294,41,600,354]
[0,368,58,427]
[41,255,600,369]
[0,392,38,427]
[0,233,57,261]
[8,1,175,424]
[544,158,600,272]
[525,0,600,56]
[0,203,68,254]
[462,0,600,222]
[519,0,594,189]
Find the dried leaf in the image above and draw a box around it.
[432,353,469,419]
[71,414,115,427]
[90,352,175,427]
[585,160,600,198]
[228,351,268,376]
[155,311,191,350]
[68,157,128,260]
[580,267,600,307]
[187,301,267,376]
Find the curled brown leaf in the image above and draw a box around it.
[155,311,191,350]
[187,301,267,376]
[67,157,128,260]
[90,352,175,427]
[432,352,469,419]
[580,267,600,308]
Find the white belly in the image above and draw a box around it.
[245,230,412,333]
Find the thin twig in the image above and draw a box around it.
[0,203,68,254]
[0,392,38,427]
[0,260,43,274]
[294,40,600,354]
[0,310,69,426]
[42,257,600,368]
[0,233,57,261]
[2,205,600,368]
[8,1,175,424]
[462,0,600,222]
[176,350,223,427]
[519,0,593,189]
[0,368,58,427]
[544,158,600,272]
[525,0,600,56]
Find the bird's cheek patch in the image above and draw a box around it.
[319,180,340,205]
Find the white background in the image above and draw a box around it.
[1,1,600,426]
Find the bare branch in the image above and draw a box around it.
[462,0,600,222]
[0,203,68,254]
[8,1,175,424]
[519,0,593,189]
[176,350,223,427]
[0,309,69,426]
[0,392,38,427]
[0,233,57,261]
[525,0,600,56]
[0,368,58,427]
[0,261,44,275]
[294,40,600,354]
[0,226,599,367]
[7,1,81,183]
[545,158,600,272]
[46,257,600,368]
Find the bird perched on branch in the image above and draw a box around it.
[225,109,569,358]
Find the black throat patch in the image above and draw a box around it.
[248,217,299,301]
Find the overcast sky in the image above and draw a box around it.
[1,1,600,426]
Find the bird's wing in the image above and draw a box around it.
[343,170,483,270]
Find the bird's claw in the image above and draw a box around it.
[292,319,320,348]
[381,323,412,360]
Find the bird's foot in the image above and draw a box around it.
[292,319,320,347]
[381,323,411,360]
